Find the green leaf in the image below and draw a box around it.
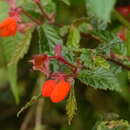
[109,63,122,74]
[112,43,127,56]
[86,0,116,22]
[66,25,80,49]
[0,34,23,103]
[0,1,9,21]
[0,33,24,62]
[78,22,91,33]
[61,0,71,6]
[42,0,56,14]
[0,68,8,86]
[0,31,32,103]
[17,95,41,117]
[89,18,108,30]
[66,87,77,125]
[42,23,63,49]
[126,30,130,56]
[37,27,49,53]
[59,25,69,37]
[90,30,116,42]
[9,29,33,65]
[78,67,121,91]
[96,38,122,55]
[94,56,110,69]
[8,64,19,104]
[17,0,56,15]
[80,49,94,69]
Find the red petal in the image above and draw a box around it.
[50,79,71,103]
[117,29,126,41]
[0,17,17,37]
[42,80,56,97]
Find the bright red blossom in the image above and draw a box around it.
[42,80,56,97]
[117,6,130,16]
[0,17,17,37]
[42,79,71,103]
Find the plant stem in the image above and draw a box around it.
[35,2,50,20]
[102,54,130,71]
[20,107,35,130]
[20,8,42,25]
[34,99,45,130]
[49,56,77,72]
[112,10,130,30]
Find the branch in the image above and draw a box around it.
[102,53,130,71]
[20,7,42,25]
[35,1,55,23]
[112,10,130,30]
[49,56,77,72]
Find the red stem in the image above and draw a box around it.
[20,7,42,25]
[49,56,77,72]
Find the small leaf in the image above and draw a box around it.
[94,56,110,69]
[42,24,63,51]
[80,49,94,69]
[59,25,69,37]
[66,87,77,125]
[78,67,121,91]
[67,25,80,49]
[41,0,56,14]
[9,29,33,65]
[17,95,41,117]
[90,30,116,42]
[43,23,63,44]
[112,43,127,56]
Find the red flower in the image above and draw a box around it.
[117,6,130,16]
[117,28,126,41]
[42,79,71,103]
[0,17,17,37]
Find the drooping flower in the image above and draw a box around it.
[0,17,17,37]
[42,78,71,103]
[31,54,50,77]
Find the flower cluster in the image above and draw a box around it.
[31,45,77,103]
[42,79,71,103]
[0,0,56,37]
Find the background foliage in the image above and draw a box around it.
[1,0,130,130]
